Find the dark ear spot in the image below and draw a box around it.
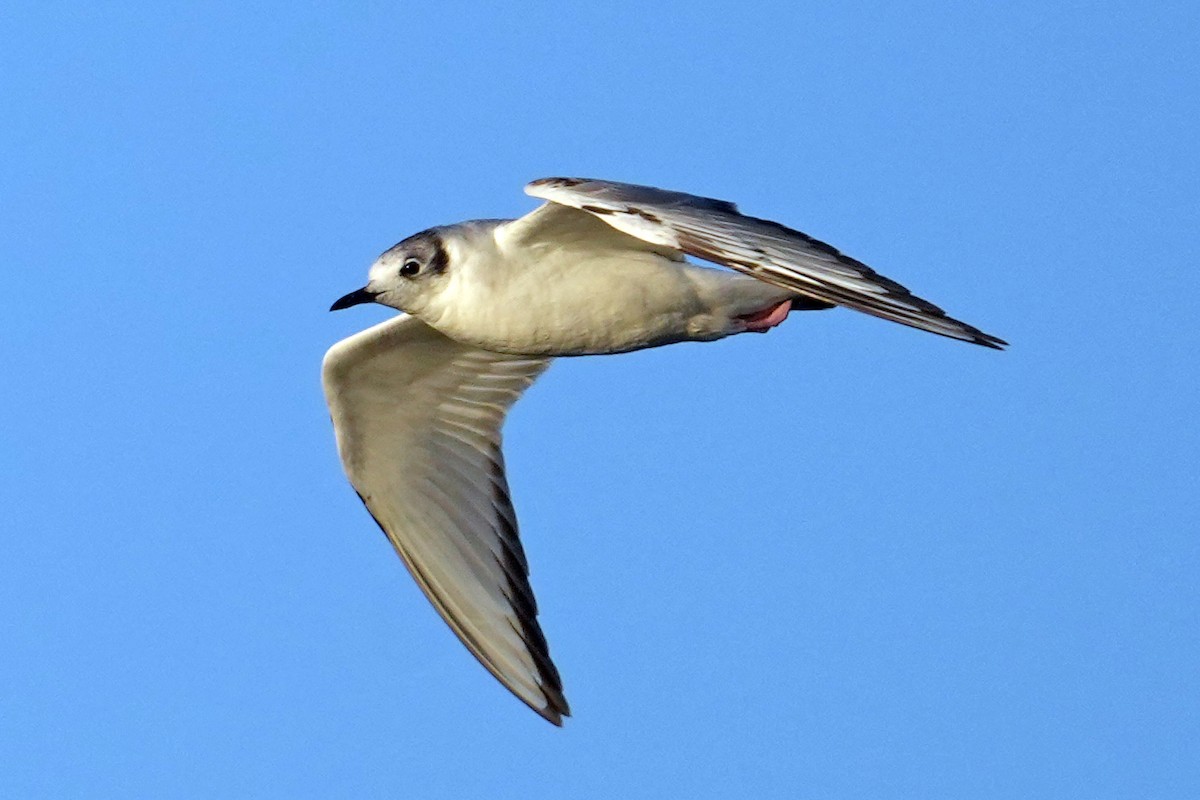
[429,235,449,274]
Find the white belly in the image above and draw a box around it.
[431,249,789,356]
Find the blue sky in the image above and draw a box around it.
[2,1,1197,797]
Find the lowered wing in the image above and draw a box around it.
[322,314,568,723]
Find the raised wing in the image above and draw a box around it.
[526,177,1006,349]
[322,314,567,724]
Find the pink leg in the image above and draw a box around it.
[738,300,793,333]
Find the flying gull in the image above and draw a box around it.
[322,177,1005,725]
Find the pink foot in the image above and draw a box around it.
[739,300,792,333]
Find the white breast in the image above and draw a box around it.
[415,215,789,357]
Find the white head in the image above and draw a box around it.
[330,228,452,316]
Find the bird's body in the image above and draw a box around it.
[377,212,793,357]
[323,177,1005,725]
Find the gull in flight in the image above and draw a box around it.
[323,177,1005,725]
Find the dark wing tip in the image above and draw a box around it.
[972,332,1008,350]
[935,315,1008,350]
[538,695,571,727]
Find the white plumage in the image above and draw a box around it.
[323,177,1005,725]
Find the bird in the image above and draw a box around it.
[322,177,1005,726]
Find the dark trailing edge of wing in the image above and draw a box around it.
[353,490,571,726]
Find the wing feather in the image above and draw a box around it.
[322,314,568,724]
[526,177,1006,349]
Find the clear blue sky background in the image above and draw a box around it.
[2,2,1197,797]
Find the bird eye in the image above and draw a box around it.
[400,259,421,278]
